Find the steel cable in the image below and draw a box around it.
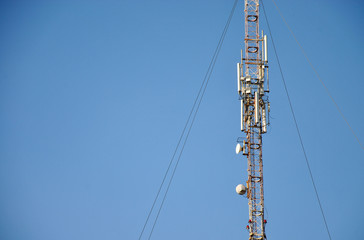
[270,0,363,150]
[261,1,333,239]
[137,0,238,239]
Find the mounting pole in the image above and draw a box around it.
[236,0,269,239]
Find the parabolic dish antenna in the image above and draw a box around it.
[235,143,242,154]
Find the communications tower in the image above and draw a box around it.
[235,0,269,239]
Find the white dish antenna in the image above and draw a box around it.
[236,143,243,154]
[236,184,247,195]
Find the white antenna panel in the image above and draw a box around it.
[241,99,244,131]
[262,105,267,133]
[264,35,268,62]
[255,91,259,124]
[237,63,241,93]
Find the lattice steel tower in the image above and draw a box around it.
[235,0,269,239]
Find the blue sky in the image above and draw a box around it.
[0,0,363,239]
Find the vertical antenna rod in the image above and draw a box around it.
[235,1,269,239]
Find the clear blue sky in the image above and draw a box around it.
[1,0,363,239]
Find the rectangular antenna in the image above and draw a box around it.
[264,35,268,62]
[255,91,259,124]
[237,63,241,93]
[241,99,244,131]
[262,104,267,133]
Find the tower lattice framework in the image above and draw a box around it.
[236,0,269,239]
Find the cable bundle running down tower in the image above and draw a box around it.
[235,0,269,239]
